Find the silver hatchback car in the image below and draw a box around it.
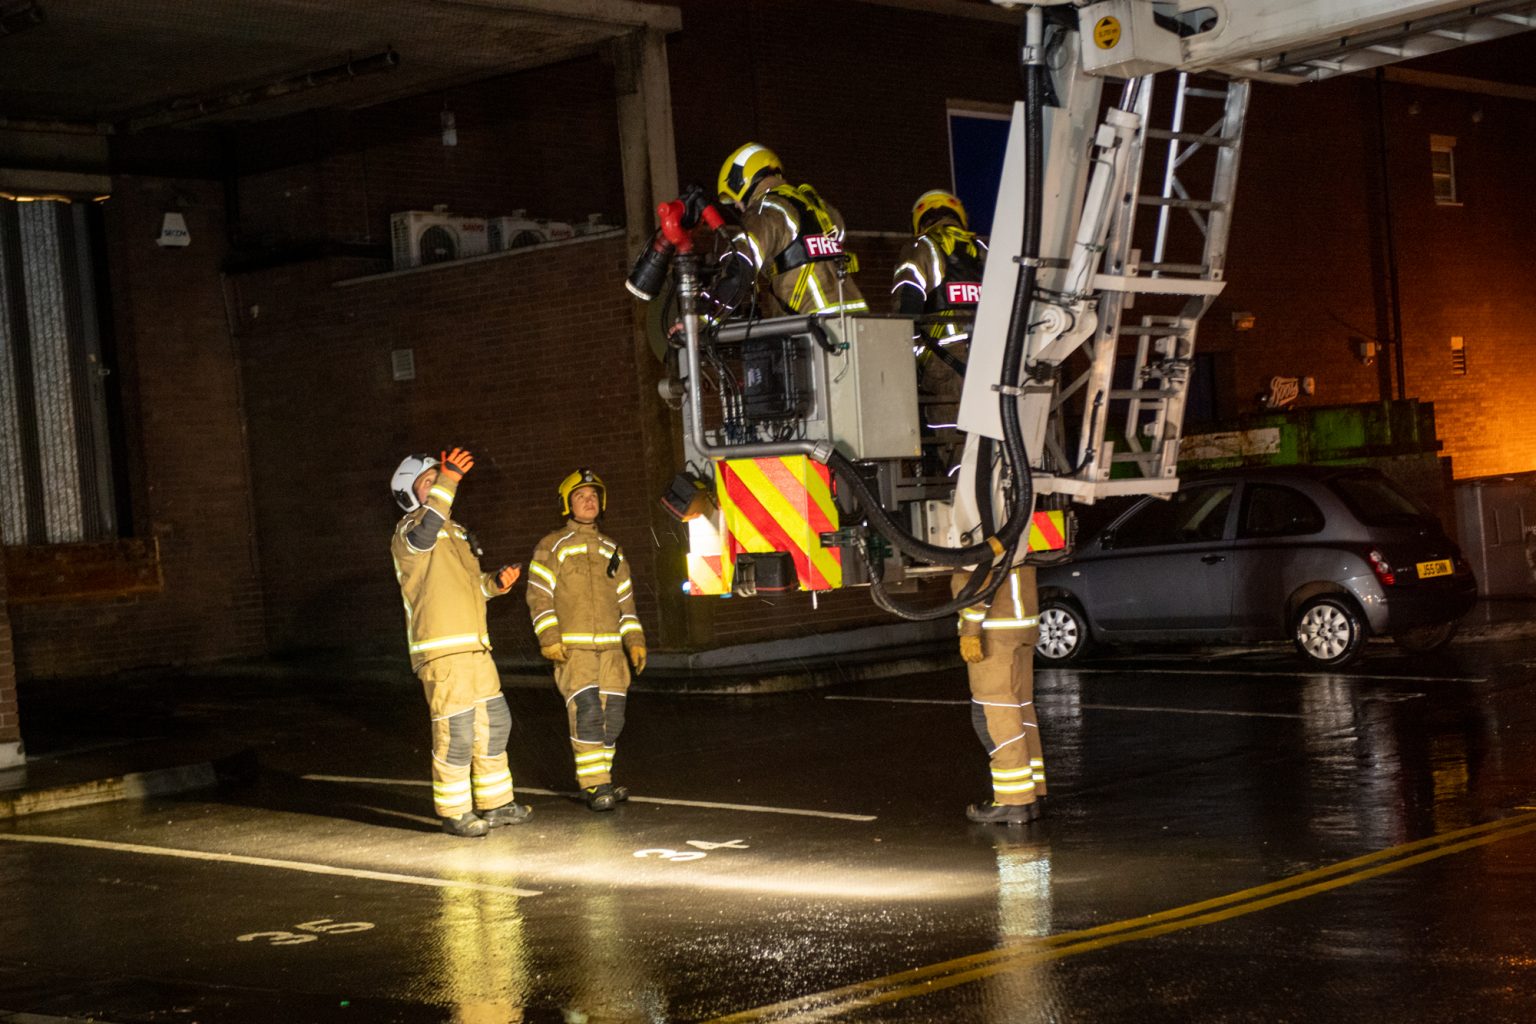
[1034,465,1478,668]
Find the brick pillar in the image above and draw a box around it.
[0,553,22,770]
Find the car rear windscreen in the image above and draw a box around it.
[1329,473,1432,526]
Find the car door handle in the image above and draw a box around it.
[1201,554,1226,564]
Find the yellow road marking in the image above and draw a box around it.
[708,810,1536,1023]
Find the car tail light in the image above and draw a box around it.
[1366,548,1396,587]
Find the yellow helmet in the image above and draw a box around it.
[559,467,607,516]
[912,190,968,234]
[718,142,782,207]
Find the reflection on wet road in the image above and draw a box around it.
[3,638,1535,1022]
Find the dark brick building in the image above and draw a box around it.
[1,0,1533,739]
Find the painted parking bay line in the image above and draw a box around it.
[1039,666,1484,684]
[825,695,1304,719]
[0,833,541,897]
[302,774,877,823]
[707,809,1536,1023]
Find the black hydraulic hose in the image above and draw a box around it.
[829,12,1050,621]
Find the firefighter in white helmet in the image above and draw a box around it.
[705,142,868,322]
[527,469,647,811]
[955,563,1046,825]
[893,190,987,471]
[390,447,531,837]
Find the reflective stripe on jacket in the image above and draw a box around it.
[892,224,987,338]
[390,474,503,672]
[958,566,1040,639]
[527,520,645,652]
[724,182,868,318]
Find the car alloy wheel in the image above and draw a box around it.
[1292,596,1366,668]
[1036,600,1089,663]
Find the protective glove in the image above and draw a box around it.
[540,642,567,664]
[629,645,647,675]
[439,446,475,481]
[495,564,521,593]
[959,634,984,665]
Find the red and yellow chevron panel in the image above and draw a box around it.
[717,456,842,591]
[1027,509,1067,552]
[687,552,724,596]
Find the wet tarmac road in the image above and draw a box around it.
[4,635,1536,1023]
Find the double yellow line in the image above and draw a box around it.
[709,809,1536,1023]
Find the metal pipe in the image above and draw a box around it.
[676,255,832,462]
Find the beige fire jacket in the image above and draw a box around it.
[958,566,1040,641]
[722,182,868,318]
[527,520,645,652]
[390,472,505,672]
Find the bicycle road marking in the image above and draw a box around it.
[705,809,1536,1023]
[302,775,878,822]
[0,833,541,896]
[825,695,1305,718]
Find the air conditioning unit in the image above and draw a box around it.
[487,211,575,252]
[390,211,491,270]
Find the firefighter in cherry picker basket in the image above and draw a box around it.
[892,189,987,473]
[704,142,868,321]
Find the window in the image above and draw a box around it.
[0,197,118,545]
[1430,134,1459,206]
[947,106,1010,236]
[1238,484,1324,539]
[1109,483,1234,548]
[1330,472,1429,527]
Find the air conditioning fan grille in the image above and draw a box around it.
[418,225,459,264]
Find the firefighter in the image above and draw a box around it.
[955,564,1047,824]
[527,469,647,812]
[390,447,532,838]
[892,190,987,469]
[706,142,868,321]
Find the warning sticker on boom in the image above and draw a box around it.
[1093,16,1121,49]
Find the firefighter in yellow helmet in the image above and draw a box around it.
[527,468,647,811]
[893,190,988,470]
[954,563,1046,825]
[390,447,532,837]
[705,142,868,322]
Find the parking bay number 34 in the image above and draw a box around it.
[634,839,749,863]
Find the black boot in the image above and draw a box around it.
[611,784,629,803]
[481,803,533,828]
[584,784,616,812]
[965,800,1036,825]
[441,812,490,837]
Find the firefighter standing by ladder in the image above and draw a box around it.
[527,469,647,812]
[705,142,868,320]
[390,447,532,837]
[956,562,1047,825]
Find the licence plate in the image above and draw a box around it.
[1416,559,1453,579]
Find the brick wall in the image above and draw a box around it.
[666,0,1022,237]
[233,55,628,252]
[1208,75,1536,478]
[1386,83,1536,479]
[14,2,1535,676]
[0,554,18,751]
[8,178,268,678]
[234,236,658,658]
[230,232,942,657]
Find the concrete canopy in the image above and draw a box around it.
[0,0,681,132]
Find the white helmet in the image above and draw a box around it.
[391,453,439,512]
